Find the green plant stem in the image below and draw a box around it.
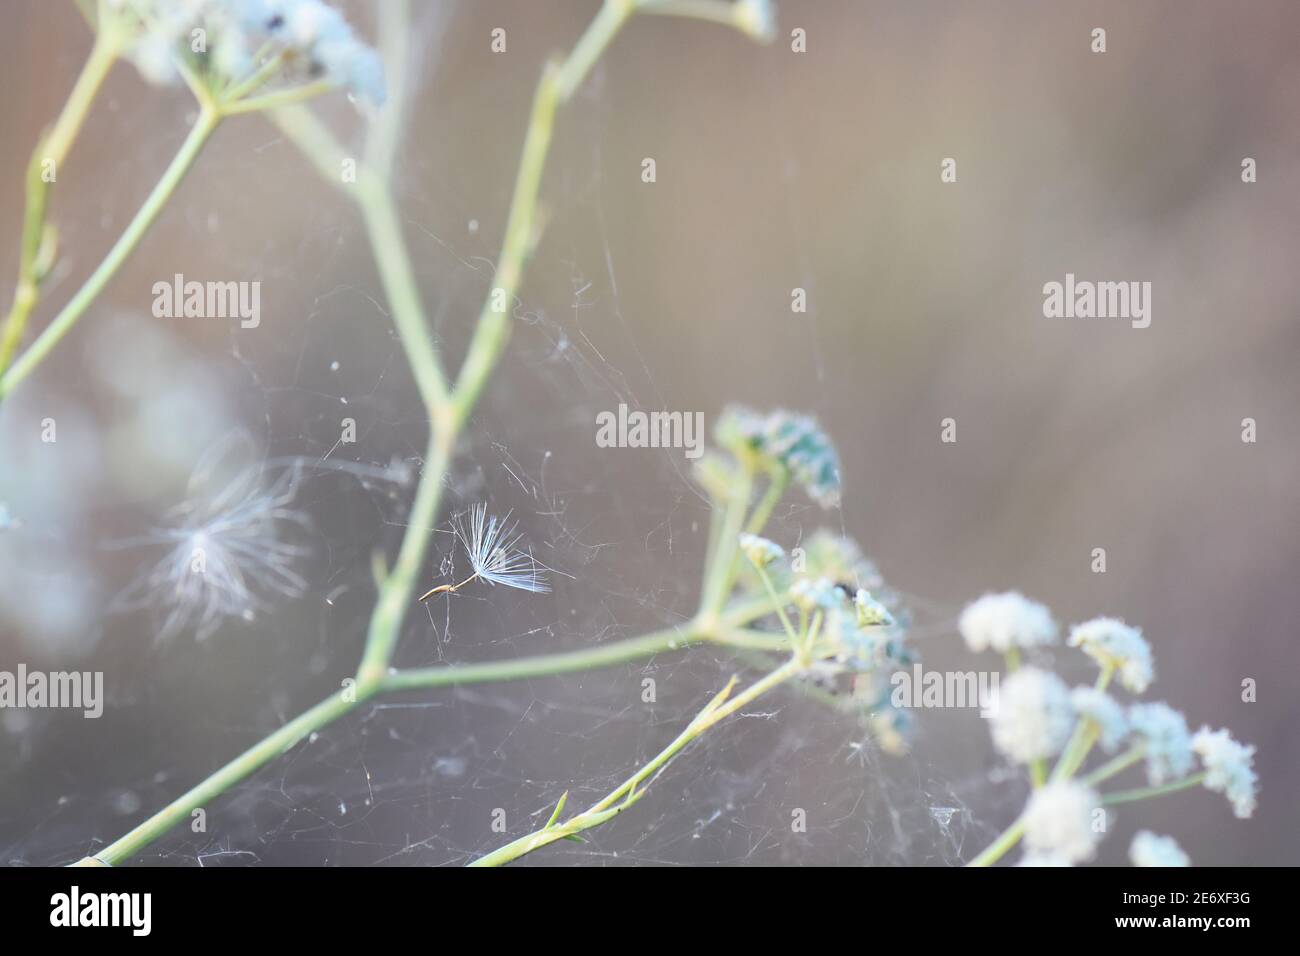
[1082,744,1145,787]
[1050,665,1113,782]
[1102,773,1205,805]
[76,688,358,866]
[0,106,221,400]
[0,23,120,375]
[966,816,1026,867]
[469,659,802,866]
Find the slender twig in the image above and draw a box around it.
[470,659,803,866]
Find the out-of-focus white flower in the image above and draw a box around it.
[990,667,1074,764]
[738,532,784,568]
[1068,617,1154,693]
[1192,727,1258,819]
[1070,686,1129,752]
[1128,702,1194,785]
[790,576,846,613]
[114,0,385,106]
[1022,780,1102,864]
[958,591,1057,654]
[111,456,311,642]
[1130,830,1190,867]
[733,0,778,43]
[854,588,894,627]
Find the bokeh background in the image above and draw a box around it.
[1,0,1297,866]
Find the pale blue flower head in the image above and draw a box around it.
[1128,702,1194,785]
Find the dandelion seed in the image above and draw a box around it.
[1021,780,1102,864]
[1192,727,1258,819]
[1130,830,1190,867]
[1128,702,1194,785]
[111,457,311,642]
[419,503,549,601]
[1068,617,1154,693]
[989,667,1074,764]
[958,591,1058,654]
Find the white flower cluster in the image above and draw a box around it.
[1192,727,1258,819]
[1068,617,1154,692]
[990,667,1074,763]
[1128,702,1194,785]
[854,588,893,627]
[1022,780,1102,864]
[1129,830,1190,867]
[959,591,1057,654]
[1070,686,1128,752]
[790,576,846,613]
[111,0,384,105]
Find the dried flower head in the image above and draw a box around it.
[715,405,841,508]
[1068,617,1154,693]
[989,667,1074,763]
[958,591,1058,654]
[1130,830,1190,867]
[1128,702,1194,785]
[1021,780,1102,864]
[1192,727,1258,819]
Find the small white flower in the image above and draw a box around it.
[854,588,894,627]
[1067,617,1154,693]
[958,592,1057,654]
[738,532,784,568]
[790,577,845,613]
[1128,703,1194,785]
[1130,830,1190,867]
[1022,780,1103,864]
[1192,727,1258,819]
[1070,686,1129,752]
[990,667,1074,764]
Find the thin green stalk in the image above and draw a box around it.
[743,468,788,535]
[966,816,1026,867]
[470,659,802,866]
[356,430,451,687]
[78,687,359,866]
[1049,665,1114,782]
[0,23,121,374]
[1102,773,1205,806]
[0,106,221,400]
[698,467,753,616]
[1082,744,1145,787]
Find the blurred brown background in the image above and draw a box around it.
[1,1,1297,865]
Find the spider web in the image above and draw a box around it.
[13,0,1278,868]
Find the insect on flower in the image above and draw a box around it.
[419,502,550,601]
